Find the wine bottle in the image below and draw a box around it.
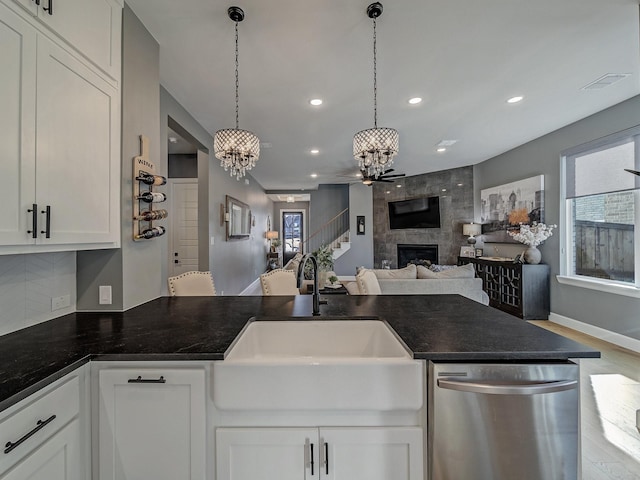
[136,173,167,186]
[137,191,166,203]
[134,209,168,221]
[135,226,166,239]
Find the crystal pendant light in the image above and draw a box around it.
[214,6,260,180]
[353,2,399,179]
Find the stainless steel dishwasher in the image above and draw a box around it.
[428,361,579,480]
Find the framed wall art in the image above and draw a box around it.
[480,175,544,243]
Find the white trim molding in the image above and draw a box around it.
[549,312,640,354]
[556,275,640,299]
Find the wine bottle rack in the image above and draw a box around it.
[133,135,167,241]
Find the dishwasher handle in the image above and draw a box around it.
[437,378,578,395]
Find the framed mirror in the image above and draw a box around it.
[226,195,251,240]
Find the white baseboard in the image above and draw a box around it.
[549,312,640,354]
[239,278,262,296]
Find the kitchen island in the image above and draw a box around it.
[0,294,599,412]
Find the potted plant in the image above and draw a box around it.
[507,222,556,264]
[304,244,334,286]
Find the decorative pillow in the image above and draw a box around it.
[356,269,382,295]
[417,263,475,279]
[372,264,417,279]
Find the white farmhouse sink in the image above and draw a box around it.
[213,320,423,411]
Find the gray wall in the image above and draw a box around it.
[77,4,162,311]
[308,185,350,252]
[474,94,640,341]
[333,183,374,276]
[372,166,474,267]
[168,154,198,178]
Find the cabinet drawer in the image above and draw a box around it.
[0,376,80,474]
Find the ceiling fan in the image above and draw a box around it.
[360,168,405,186]
[624,168,640,176]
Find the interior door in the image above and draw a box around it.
[169,180,198,276]
[282,211,303,265]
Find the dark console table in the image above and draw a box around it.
[458,257,550,320]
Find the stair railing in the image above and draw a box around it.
[302,208,349,254]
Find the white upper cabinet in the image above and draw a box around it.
[8,0,122,82]
[0,3,36,247]
[35,36,120,246]
[0,0,121,254]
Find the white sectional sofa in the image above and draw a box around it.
[344,263,490,305]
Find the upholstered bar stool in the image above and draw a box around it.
[167,271,217,296]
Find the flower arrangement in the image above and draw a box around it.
[508,222,556,247]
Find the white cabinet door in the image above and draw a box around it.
[321,427,423,480]
[216,428,318,480]
[216,427,423,480]
[6,0,121,81]
[33,0,121,81]
[98,369,206,480]
[0,2,36,246]
[35,34,119,246]
[0,419,82,480]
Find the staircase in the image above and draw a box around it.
[302,208,351,261]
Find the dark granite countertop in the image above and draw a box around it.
[0,294,599,412]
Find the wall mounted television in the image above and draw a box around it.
[388,196,441,229]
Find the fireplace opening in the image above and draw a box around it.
[397,244,438,267]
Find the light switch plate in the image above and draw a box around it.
[99,285,112,305]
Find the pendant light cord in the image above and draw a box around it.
[373,16,377,129]
[235,20,239,130]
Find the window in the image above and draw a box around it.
[561,127,640,294]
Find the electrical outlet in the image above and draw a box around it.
[51,294,71,311]
[99,285,112,305]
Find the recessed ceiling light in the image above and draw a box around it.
[436,147,447,153]
[396,184,402,188]
[310,149,319,154]
[309,99,323,106]
[310,173,318,178]
[457,183,463,187]
[408,97,422,105]
[168,136,177,144]
[386,190,391,194]
[507,96,524,104]
[442,188,447,192]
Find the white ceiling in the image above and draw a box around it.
[127,0,640,191]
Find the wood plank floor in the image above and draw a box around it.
[530,321,640,480]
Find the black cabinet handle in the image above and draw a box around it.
[43,0,52,15]
[310,443,314,475]
[4,415,56,454]
[34,0,40,5]
[27,204,38,238]
[41,206,51,238]
[324,442,329,474]
[127,376,166,384]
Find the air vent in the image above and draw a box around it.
[582,73,630,90]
